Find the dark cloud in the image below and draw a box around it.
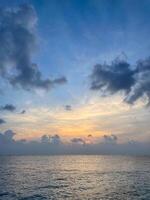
[0,130,15,144]
[0,104,16,112]
[0,118,6,124]
[65,105,72,111]
[53,77,67,85]
[90,59,135,96]
[71,137,85,145]
[0,4,67,91]
[41,134,50,143]
[125,57,150,104]
[50,134,61,145]
[103,134,118,144]
[88,134,92,137]
[41,134,61,145]
[90,57,150,105]
[0,130,149,155]
[20,110,26,114]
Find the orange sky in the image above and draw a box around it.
[1,95,149,142]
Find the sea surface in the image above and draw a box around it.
[0,155,150,200]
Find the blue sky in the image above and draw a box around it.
[0,0,150,144]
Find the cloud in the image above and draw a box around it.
[65,105,72,111]
[0,130,16,144]
[50,134,61,145]
[53,77,67,85]
[90,58,135,96]
[41,134,50,143]
[90,56,150,106]
[88,134,92,137]
[103,134,118,144]
[125,57,150,104]
[71,137,85,145]
[0,104,16,112]
[0,118,6,124]
[0,130,150,155]
[41,134,61,145]
[20,110,26,114]
[0,4,67,91]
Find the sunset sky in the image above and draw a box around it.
[0,0,150,144]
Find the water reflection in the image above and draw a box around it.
[0,156,150,199]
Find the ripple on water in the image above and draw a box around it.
[19,194,47,200]
[0,155,150,200]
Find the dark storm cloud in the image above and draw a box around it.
[0,104,16,112]
[0,4,67,91]
[65,105,72,111]
[0,118,6,124]
[90,57,150,105]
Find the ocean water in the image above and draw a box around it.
[0,156,150,200]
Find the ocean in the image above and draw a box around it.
[0,155,150,200]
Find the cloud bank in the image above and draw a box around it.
[0,130,149,155]
[90,57,150,105]
[0,4,67,91]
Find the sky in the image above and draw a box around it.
[0,0,150,154]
